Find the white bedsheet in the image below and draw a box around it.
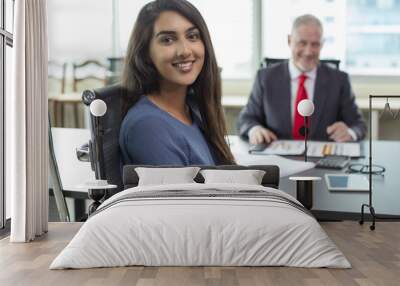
[50,183,350,269]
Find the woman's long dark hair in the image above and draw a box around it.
[121,0,235,164]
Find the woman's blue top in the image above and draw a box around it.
[119,96,216,166]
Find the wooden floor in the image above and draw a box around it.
[1,222,399,286]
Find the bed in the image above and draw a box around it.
[50,165,350,269]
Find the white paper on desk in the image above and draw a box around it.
[252,140,304,155]
[306,141,361,157]
[234,153,315,177]
[251,140,361,157]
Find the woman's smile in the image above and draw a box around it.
[172,60,195,73]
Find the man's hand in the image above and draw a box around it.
[248,125,278,145]
[326,121,353,142]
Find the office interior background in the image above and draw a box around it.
[1,0,400,225]
[45,0,400,131]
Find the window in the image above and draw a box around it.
[5,0,13,33]
[346,0,400,75]
[1,0,14,230]
[48,0,112,61]
[48,0,255,80]
[47,0,400,82]
[189,0,255,79]
[262,0,400,75]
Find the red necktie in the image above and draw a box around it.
[292,74,308,139]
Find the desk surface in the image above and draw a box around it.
[289,143,399,216]
[52,128,400,216]
[52,128,95,194]
[228,136,400,216]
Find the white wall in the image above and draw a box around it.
[48,0,112,61]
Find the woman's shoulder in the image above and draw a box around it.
[121,97,171,132]
[124,97,164,121]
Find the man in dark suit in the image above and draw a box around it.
[238,14,366,145]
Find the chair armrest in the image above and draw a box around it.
[76,143,90,162]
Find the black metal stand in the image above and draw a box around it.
[296,180,313,210]
[304,116,308,162]
[359,95,400,231]
[290,177,321,211]
[81,94,112,216]
[87,188,107,215]
[93,116,105,179]
[359,95,376,230]
[360,203,376,230]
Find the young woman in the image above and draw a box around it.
[119,0,235,166]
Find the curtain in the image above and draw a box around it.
[8,0,48,242]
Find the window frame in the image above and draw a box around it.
[1,0,14,232]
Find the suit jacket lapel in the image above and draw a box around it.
[280,63,292,137]
[311,66,328,138]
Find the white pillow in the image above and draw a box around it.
[200,169,266,185]
[135,167,200,186]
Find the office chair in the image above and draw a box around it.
[262,57,340,70]
[48,114,70,222]
[78,84,127,196]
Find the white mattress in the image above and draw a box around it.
[50,183,351,269]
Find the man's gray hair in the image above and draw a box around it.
[291,14,323,35]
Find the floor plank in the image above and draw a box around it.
[0,222,399,286]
